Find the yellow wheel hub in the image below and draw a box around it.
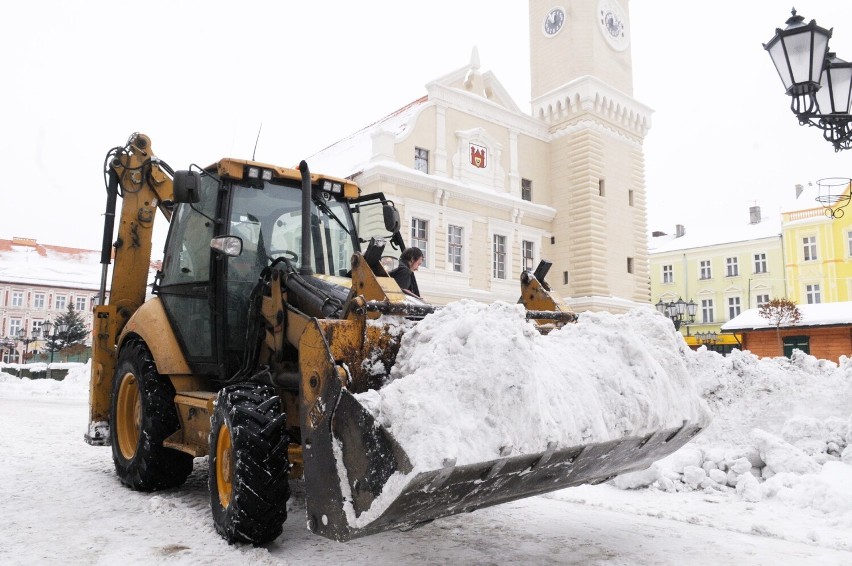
[115,372,141,460]
[216,423,233,508]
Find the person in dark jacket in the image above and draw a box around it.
[389,247,423,298]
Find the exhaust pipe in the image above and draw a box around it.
[299,160,313,276]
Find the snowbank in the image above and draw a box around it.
[357,301,712,471]
[613,349,852,526]
[0,360,90,400]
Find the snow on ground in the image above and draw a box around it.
[2,306,852,564]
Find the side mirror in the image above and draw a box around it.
[210,236,242,257]
[383,204,400,233]
[173,170,202,203]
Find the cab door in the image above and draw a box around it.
[156,175,219,372]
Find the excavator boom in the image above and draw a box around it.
[86,134,176,444]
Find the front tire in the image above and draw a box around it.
[209,384,291,544]
[110,339,193,490]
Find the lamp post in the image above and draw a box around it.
[655,297,697,332]
[695,331,718,345]
[765,10,852,219]
[17,328,38,366]
[41,320,68,364]
[765,9,852,151]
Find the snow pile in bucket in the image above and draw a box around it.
[357,301,712,471]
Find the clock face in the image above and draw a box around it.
[543,7,565,37]
[597,0,629,51]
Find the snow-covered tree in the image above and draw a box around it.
[758,298,802,350]
[45,304,88,352]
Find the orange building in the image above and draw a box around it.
[721,302,852,363]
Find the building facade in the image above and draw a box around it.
[649,207,785,352]
[651,180,852,358]
[781,182,852,305]
[310,0,651,313]
[0,237,102,363]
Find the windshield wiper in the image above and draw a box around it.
[313,197,350,235]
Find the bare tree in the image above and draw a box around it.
[758,298,802,353]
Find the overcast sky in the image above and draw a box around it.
[3,1,852,251]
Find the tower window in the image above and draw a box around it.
[599,179,606,196]
[414,147,429,173]
[522,178,532,201]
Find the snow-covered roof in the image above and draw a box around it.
[307,97,428,178]
[649,216,782,254]
[307,49,534,180]
[0,238,160,290]
[0,238,104,290]
[721,302,852,331]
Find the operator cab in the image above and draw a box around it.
[157,162,403,382]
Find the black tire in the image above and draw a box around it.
[110,339,193,491]
[209,383,291,544]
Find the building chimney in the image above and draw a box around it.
[795,184,804,199]
[749,206,761,224]
[675,224,685,238]
[651,230,667,237]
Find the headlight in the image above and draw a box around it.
[247,166,260,179]
[322,180,343,194]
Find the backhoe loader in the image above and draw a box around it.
[85,133,703,545]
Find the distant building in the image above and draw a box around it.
[722,302,852,363]
[649,206,785,353]
[651,180,852,358]
[0,237,103,363]
[0,237,159,364]
[309,0,652,313]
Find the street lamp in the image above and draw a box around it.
[655,297,697,331]
[41,320,69,364]
[765,9,852,151]
[17,328,38,365]
[695,331,718,345]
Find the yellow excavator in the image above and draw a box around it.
[85,133,703,545]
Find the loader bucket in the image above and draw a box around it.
[298,320,703,541]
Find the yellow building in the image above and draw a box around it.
[310,0,652,313]
[782,181,852,304]
[649,206,785,352]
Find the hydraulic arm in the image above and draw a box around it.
[85,134,176,444]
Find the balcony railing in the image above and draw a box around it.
[783,207,826,222]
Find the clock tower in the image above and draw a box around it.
[529,0,652,310]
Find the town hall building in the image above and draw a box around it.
[309,0,652,313]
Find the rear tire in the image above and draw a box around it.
[110,339,193,490]
[209,383,291,544]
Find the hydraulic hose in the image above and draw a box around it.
[98,169,120,305]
